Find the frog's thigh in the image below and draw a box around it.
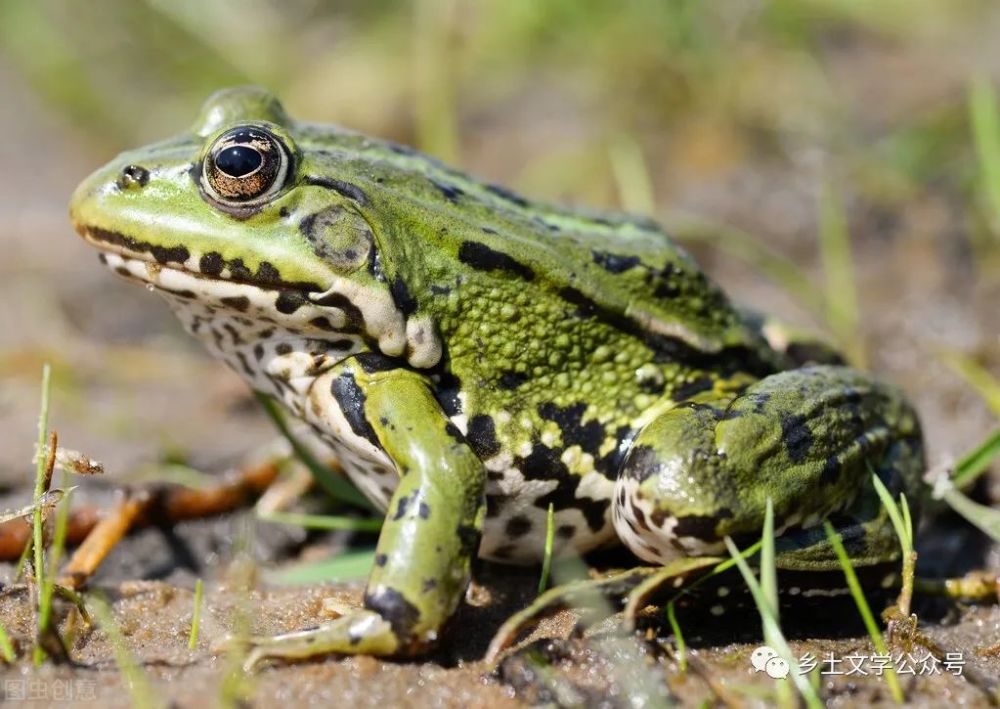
[613,365,923,565]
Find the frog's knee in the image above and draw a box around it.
[613,402,734,565]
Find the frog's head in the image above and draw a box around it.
[70,86,440,367]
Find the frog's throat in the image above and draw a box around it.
[91,247,442,369]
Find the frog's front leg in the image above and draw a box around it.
[241,357,485,667]
[614,365,924,569]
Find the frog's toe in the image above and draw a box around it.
[233,610,403,670]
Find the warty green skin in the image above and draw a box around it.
[69,87,925,661]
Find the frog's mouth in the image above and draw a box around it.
[74,223,426,363]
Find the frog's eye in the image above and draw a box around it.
[201,126,290,206]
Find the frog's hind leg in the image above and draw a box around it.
[613,365,924,571]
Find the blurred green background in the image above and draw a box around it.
[1,0,999,483]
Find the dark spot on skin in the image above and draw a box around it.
[537,402,604,456]
[389,275,417,316]
[309,316,336,331]
[393,492,413,521]
[430,284,451,296]
[253,344,265,360]
[363,588,421,644]
[303,175,370,206]
[485,183,530,208]
[223,323,244,344]
[421,579,438,593]
[505,515,532,538]
[312,292,365,332]
[558,287,599,318]
[275,343,292,356]
[556,525,575,539]
[387,142,417,156]
[673,376,714,401]
[781,414,813,463]
[466,415,500,459]
[279,206,290,218]
[275,290,308,314]
[431,180,464,203]
[354,352,399,373]
[481,226,498,235]
[497,370,528,390]
[374,553,388,567]
[236,351,254,377]
[591,250,641,273]
[632,505,651,531]
[672,510,732,540]
[419,502,430,519]
[458,241,534,281]
[227,258,253,281]
[520,444,608,532]
[220,296,250,312]
[257,261,281,284]
[330,372,381,449]
[86,227,190,265]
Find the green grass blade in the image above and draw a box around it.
[89,594,161,709]
[31,364,52,666]
[537,503,555,595]
[870,472,915,616]
[257,509,382,533]
[665,600,687,674]
[188,578,204,651]
[950,428,1000,489]
[760,498,778,621]
[941,487,1000,543]
[937,351,1000,417]
[610,136,656,216]
[0,624,14,663]
[822,521,903,703]
[970,75,1000,239]
[264,549,376,585]
[818,182,865,367]
[724,536,822,709]
[255,393,376,511]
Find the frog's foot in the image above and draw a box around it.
[485,558,720,663]
[235,609,405,671]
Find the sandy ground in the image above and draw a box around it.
[3,19,1000,706]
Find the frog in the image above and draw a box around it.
[69,86,924,665]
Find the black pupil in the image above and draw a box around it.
[215,145,263,178]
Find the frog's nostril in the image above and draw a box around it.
[117,164,150,190]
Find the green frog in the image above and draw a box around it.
[69,87,924,664]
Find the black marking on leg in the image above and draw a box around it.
[374,553,388,567]
[309,316,336,331]
[364,588,420,643]
[354,352,399,373]
[672,510,731,540]
[780,414,813,463]
[312,292,365,332]
[458,241,534,281]
[330,373,381,448]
